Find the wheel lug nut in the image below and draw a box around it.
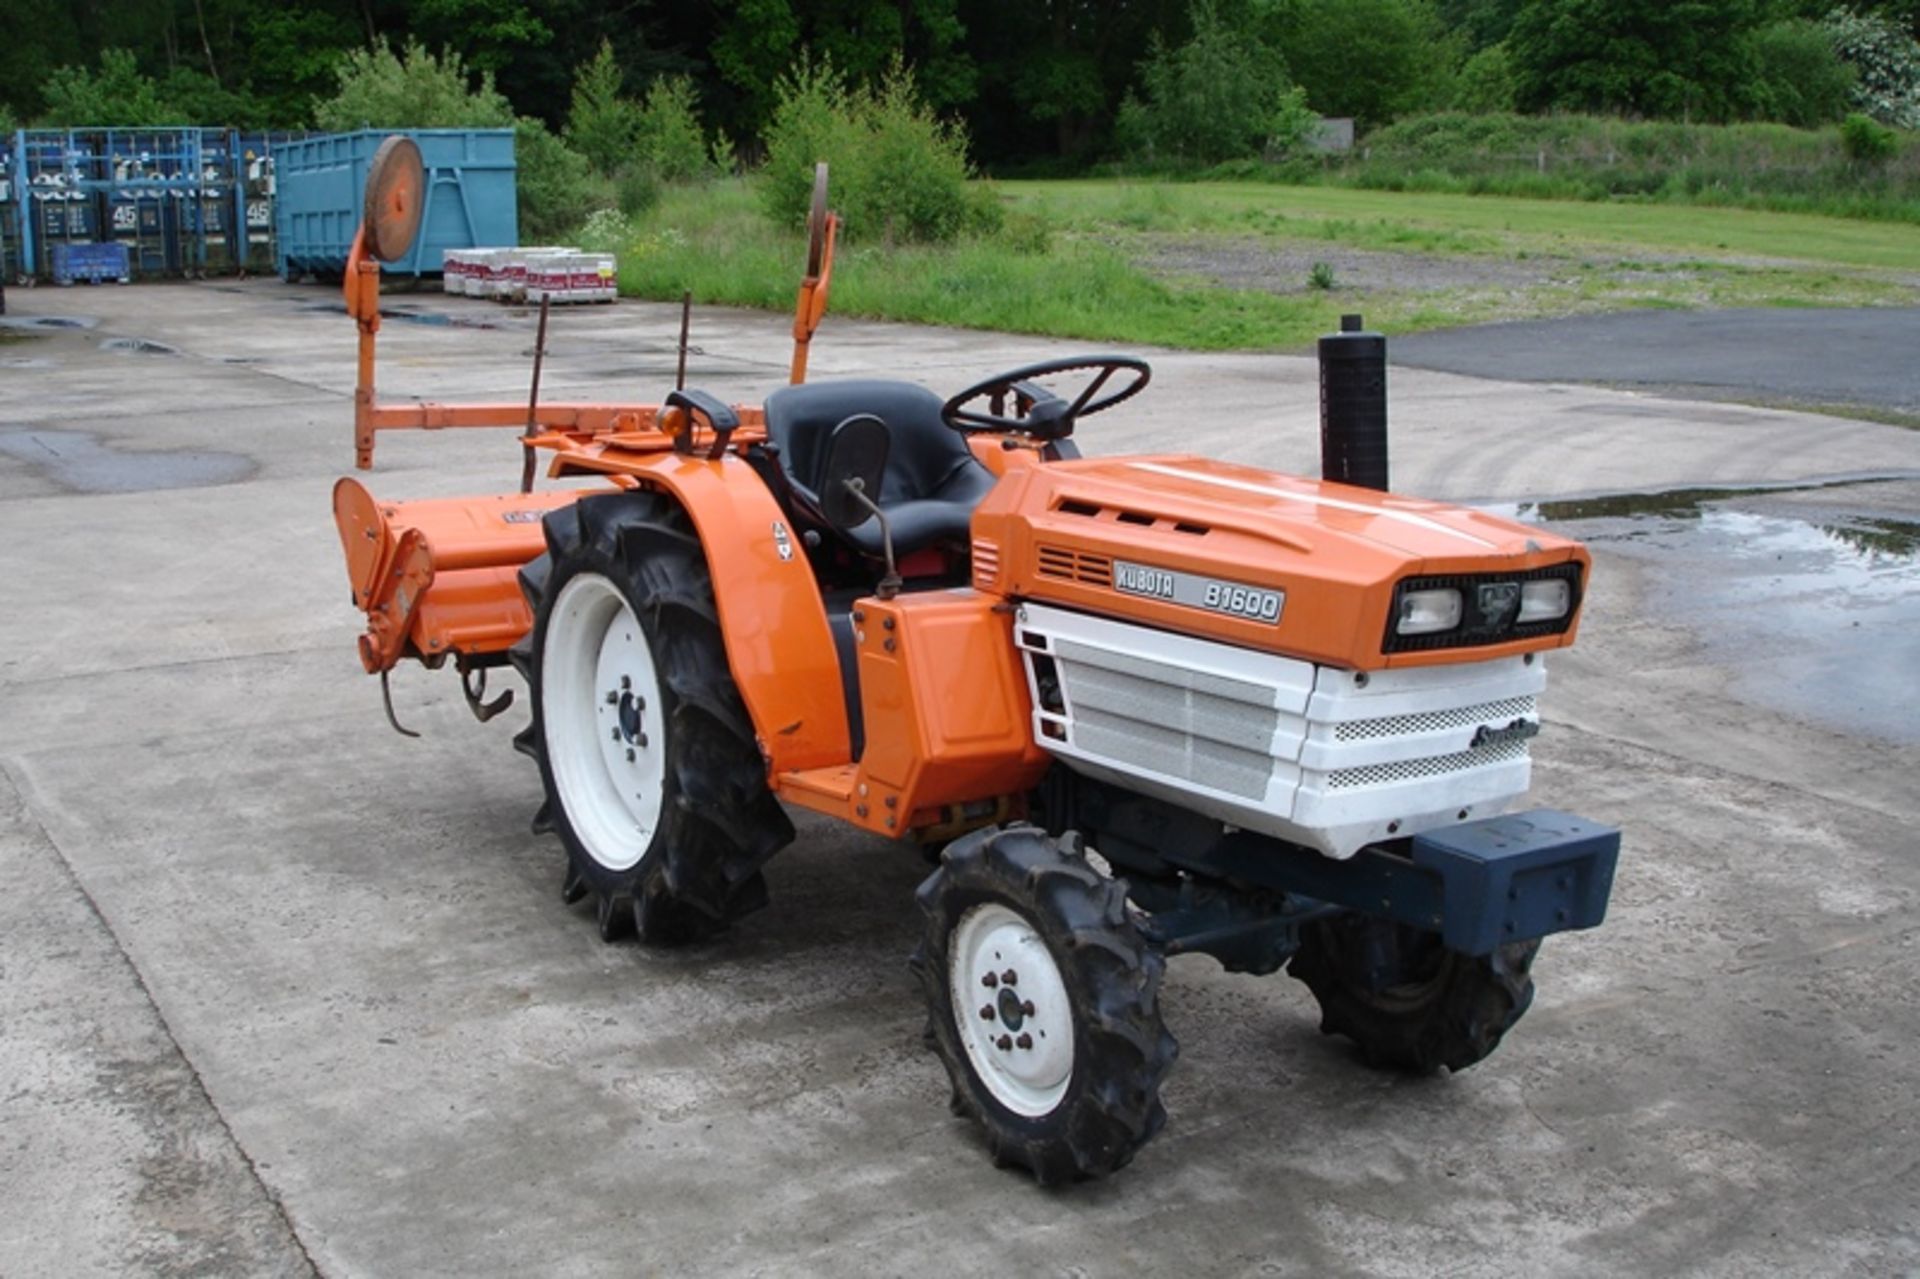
[982,973,998,989]
[979,1006,994,1021]
[605,691,618,705]
[1021,1000,1035,1017]
[610,728,620,741]
[995,1035,1013,1052]
[625,748,635,762]
[620,675,631,690]
[1015,1033,1032,1050]
[636,733,648,748]
[1001,969,1018,986]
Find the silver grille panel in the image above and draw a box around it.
[1015,602,1545,859]
[1334,695,1537,742]
[1326,738,1532,789]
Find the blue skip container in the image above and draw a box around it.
[271,129,517,279]
[51,242,132,286]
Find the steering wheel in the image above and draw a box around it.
[941,355,1151,441]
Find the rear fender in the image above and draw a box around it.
[629,454,850,774]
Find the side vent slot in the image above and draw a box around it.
[1058,499,1101,517]
[971,537,1001,589]
[1036,544,1114,587]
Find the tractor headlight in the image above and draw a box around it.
[1396,587,1462,635]
[1517,578,1572,624]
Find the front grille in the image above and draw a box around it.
[1325,737,1532,790]
[1036,544,1113,587]
[1335,695,1537,742]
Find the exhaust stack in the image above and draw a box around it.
[1318,313,1388,491]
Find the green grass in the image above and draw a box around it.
[601,176,1920,353]
[1003,179,1920,272]
[609,181,1330,349]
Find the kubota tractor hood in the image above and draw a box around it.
[969,454,1589,671]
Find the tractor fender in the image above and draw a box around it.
[628,453,850,774]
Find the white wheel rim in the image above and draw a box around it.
[542,573,667,872]
[949,902,1075,1118]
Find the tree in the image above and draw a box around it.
[312,39,513,131]
[1439,0,1522,49]
[710,0,973,140]
[1824,5,1920,127]
[1744,19,1855,127]
[1451,41,1519,112]
[1508,0,1766,121]
[1263,0,1460,130]
[761,56,987,243]
[958,0,1187,161]
[565,39,644,176]
[38,49,175,127]
[1115,1,1312,163]
[634,77,709,181]
[312,39,602,243]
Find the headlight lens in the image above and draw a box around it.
[1397,587,1462,635]
[1517,578,1571,623]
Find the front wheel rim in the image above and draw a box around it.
[949,902,1075,1118]
[542,572,667,872]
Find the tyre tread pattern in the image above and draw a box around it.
[511,491,793,945]
[1287,917,1538,1074]
[909,825,1179,1184]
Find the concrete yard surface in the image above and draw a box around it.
[2,281,1918,1276]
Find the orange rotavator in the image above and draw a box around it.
[333,136,1619,1184]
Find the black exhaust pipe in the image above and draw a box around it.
[1319,313,1388,491]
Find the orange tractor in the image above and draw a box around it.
[334,139,1618,1182]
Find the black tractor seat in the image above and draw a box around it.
[761,379,997,560]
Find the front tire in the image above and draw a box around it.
[1287,915,1538,1073]
[910,826,1178,1184]
[512,492,793,944]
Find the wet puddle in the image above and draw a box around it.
[99,337,180,356]
[0,315,98,332]
[0,428,254,493]
[1494,480,1920,744]
[301,301,499,331]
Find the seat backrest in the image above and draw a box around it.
[764,379,974,506]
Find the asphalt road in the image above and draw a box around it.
[2,283,1918,1277]
[1391,306,1920,416]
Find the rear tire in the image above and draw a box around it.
[1287,915,1538,1073]
[910,826,1178,1184]
[512,491,793,944]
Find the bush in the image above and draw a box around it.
[315,42,605,244]
[564,40,643,177]
[1840,111,1900,162]
[313,39,513,131]
[635,76,709,182]
[761,58,864,232]
[1452,42,1519,113]
[1116,2,1303,164]
[514,118,606,241]
[761,56,985,244]
[38,49,174,127]
[995,207,1053,255]
[1824,7,1920,128]
[615,162,662,217]
[1745,19,1855,127]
